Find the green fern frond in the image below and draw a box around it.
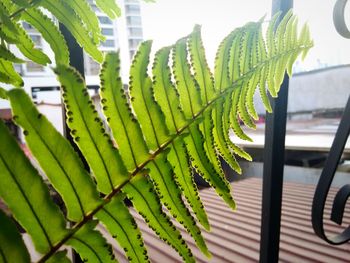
[0,13,313,263]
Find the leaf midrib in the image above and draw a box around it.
[127,182,182,251]
[107,64,139,169]
[14,95,87,218]
[159,59,179,132]
[171,141,195,203]
[37,43,311,262]
[0,154,53,249]
[136,57,161,149]
[101,207,142,263]
[0,244,7,262]
[66,79,115,192]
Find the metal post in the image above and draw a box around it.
[59,23,86,263]
[259,1,293,262]
[59,24,85,76]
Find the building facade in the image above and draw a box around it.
[0,0,144,136]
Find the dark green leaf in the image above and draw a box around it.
[0,209,30,263]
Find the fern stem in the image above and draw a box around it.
[37,43,311,262]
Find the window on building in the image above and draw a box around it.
[128,27,143,37]
[98,16,112,25]
[14,64,23,75]
[101,28,114,36]
[129,39,141,49]
[101,39,115,47]
[127,16,141,26]
[22,22,34,30]
[126,5,140,14]
[26,61,44,72]
[89,3,99,12]
[130,50,136,59]
[85,56,100,76]
[87,0,99,11]
[30,35,42,46]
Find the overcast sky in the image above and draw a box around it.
[140,0,350,71]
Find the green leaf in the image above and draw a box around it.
[0,120,68,254]
[152,46,188,134]
[129,41,170,151]
[237,23,260,128]
[228,29,243,82]
[46,251,71,263]
[40,0,103,63]
[299,23,313,60]
[0,45,24,63]
[12,0,31,7]
[0,210,30,263]
[199,111,227,180]
[0,3,19,39]
[222,94,252,161]
[214,29,238,91]
[15,23,51,65]
[67,221,117,263]
[265,12,281,97]
[95,0,121,19]
[212,100,241,173]
[21,8,69,65]
[258,66,273,113]
[0,59,23,87]
[168,138,210,230]
[229,88,253,141]
[55,65,129,194]
[122,175,195,263]
[185,123,236,210]
[237,79,256,129]
[0,87,7,99]
[188,25,216,104]
[65,0,104,44]
[8,88,102,222]
[147,153,210,257]
[274,10,293,90]
[100,52,150,172]
[172,38,203,119]
[96,195,150,263]
[245,71,261,121]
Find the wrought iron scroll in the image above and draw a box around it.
[312,95,350,244]
[312,0,350,245]
[333,0,350,38]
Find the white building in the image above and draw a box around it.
[0,0,144,136]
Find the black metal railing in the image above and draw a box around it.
[259,1,292,262]
[311,0,350,246]
[261,0,350,261]
[312,96,350,245]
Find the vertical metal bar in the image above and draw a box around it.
[59,23,85,263]
[259,1,293,262]
[59,24,85,76]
